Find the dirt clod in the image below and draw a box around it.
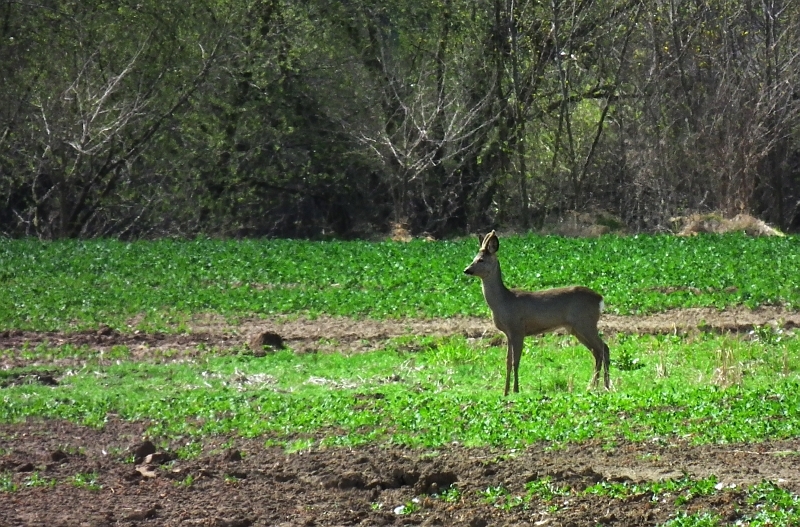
[123,507,158,521]
[132,440,156,464]
[248,330,285,354]
[224,449,243,462]
[415,471,458,494]
[136,465,158,478]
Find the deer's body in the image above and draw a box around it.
[465,231,610,395]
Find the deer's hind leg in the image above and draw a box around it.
[571,326,609,390]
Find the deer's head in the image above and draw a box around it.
[464,230,500,279]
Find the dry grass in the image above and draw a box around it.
[712,344,743,388]
[390,222,413,242]
[673,213,784,237]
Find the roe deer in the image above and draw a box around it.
[464,230,610,395]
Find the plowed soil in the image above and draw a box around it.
[2,307,800,526]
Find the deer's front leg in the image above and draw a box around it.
[504,335,513,396]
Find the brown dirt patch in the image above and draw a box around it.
[2,418,800,526]
[2,306,798,366]
[2,308,800,525]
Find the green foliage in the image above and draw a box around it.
[437,487,462,503]
[661,512,721,527]
[70,472,102,491]
[0,472,18,493]
[612,342,644,371]
[394,499,421,515]
[3,331,800,450]
[585,475,719,505]
[25,472,57,489]
[524,477,570,502]
[1,234,799,330]
[176,474,195,488]
[175,441,203,460]
[746,480,800,526]
[477,477,800,526]
[479,485,511,505]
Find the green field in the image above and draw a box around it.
[1,233,799,331]
[3,331,800,448]
[3,234,800,525]
[2,234,800,447]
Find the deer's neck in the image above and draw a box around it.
[480,265,513,312]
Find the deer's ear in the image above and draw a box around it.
[476,233,483,246]
[482,231,499,254]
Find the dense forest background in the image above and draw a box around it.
[1,0,799,239]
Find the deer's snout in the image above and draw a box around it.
[463,267,474,275]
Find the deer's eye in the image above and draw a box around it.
[478,257,484,262]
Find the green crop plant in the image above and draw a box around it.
[2,331,800,448]
[1,234,799,330]
[24,472,57,489]
[70,472,102,491]
[584,475,719,505]
[394,500,420,515]
[0,472,18,493]
[437,487,461,503]
[660,512,722,526]
[479,485,510,505]
[744,480,800,526]
[524,477,570,502]
[176,474,195,487]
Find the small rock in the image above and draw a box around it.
[143,452,173,465]
[123,508,157,521]
[136,465,158,478]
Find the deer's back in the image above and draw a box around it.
[502,286,603,335]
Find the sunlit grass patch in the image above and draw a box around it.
[2,332,800,449]
[2,234,799,330]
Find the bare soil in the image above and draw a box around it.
[2,305,799,364]
[3,307,800,526]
